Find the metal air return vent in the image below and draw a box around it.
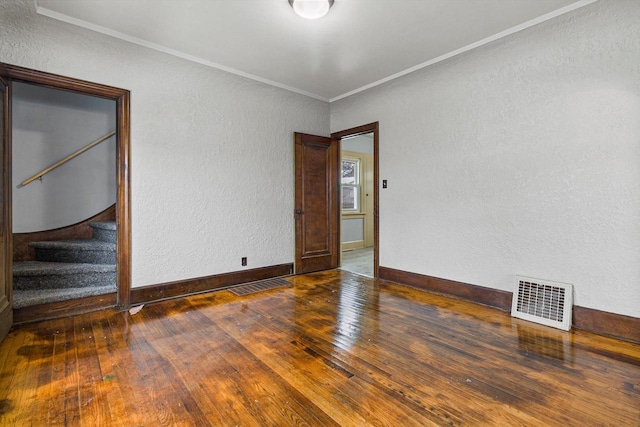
[229,277,291,296]
[511,276,573,331]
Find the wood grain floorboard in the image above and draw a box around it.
[0,269,638,426]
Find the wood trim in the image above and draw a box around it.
[0,296,10,342]
[379,266,512,310]
[131,263,294,305]
[1,63,132,311]
[13,292,117,325]
[0,64,129,99]
[13,204,115,262]
[116,91,131,308]
[573,306,640,344]
[331,123,378,140]
[379,266,640,343]
[1,70,13,339]
[332,122,379,278]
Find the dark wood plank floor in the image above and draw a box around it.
[1,270,639,426]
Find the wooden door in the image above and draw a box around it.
[294,133,340,273]
[0,74,12,342]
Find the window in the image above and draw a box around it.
[342,158,360,211]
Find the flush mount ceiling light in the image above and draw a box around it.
[288,0,334,20]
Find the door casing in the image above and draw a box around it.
[0,63,132,311]
[293,122,379,277]
[332,122,379,278]
[0,74,12,342]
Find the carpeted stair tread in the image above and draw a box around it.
[13,261,116,290]
[30,239,115,264]
[29,239,115,251]
[13,261,115,276]
[90,222,116,243]
[14,223,118,308]
[89,221,116,231]
[13,285,116,309]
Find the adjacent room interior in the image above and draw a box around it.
[340,132,374,277]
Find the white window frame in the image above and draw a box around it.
[341,156,361,212]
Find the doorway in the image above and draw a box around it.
[0,63,131,327]
[333,123,379,278]
[293,122,379,277]
[339,132,374,277]
[12,82,117,310]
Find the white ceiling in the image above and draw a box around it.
[36,0,595,102]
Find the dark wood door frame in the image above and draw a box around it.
[0,74,12,341]
[0,63,132,308]
[331,122,379,278]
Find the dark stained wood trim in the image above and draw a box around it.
[1,63,132,311]
[0,64,129,99]
[13,204,115,262]
[379,266,512,310]
[131,263,294,305]
[331,122,378,140]
[0,302,10,341]
[116,91,131,308]
[379,266,640,343]
[0,70,13,341]
[573,305,640,344]
[331,122,379,278]
[13,292,117,325]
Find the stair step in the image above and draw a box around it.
[90,221,116,243]
[13,285,116,309]
[13,261,115,290]
[30,239,116,264]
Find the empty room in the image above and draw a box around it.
[0,0,639,425]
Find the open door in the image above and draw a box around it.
[0,73,13,342]
[294,133,340,273]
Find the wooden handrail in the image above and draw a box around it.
[20,131,116,187]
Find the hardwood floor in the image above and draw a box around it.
[1,270,638,426]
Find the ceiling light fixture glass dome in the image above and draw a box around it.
[289,0,335,20]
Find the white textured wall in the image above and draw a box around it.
[331,0,640,318]
[1,0,329,287]
[12,82,116,232]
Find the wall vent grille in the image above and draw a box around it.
[511,276,573,331]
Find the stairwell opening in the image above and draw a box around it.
[12,82,118,312]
